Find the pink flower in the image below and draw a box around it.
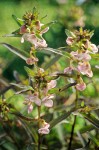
[64,67,73,74]
[25,94,41,113]
[21,33,47,48]
[26,57,38,65]
[28,104,33,114]
[70,51,91,61]
[90,44,98,53]
[47,80,57,90]
[75,77,86,91]
[20,25,27,34]
[76,82,86,91]
[66,37,74,45]
[42,95,54,107]
[78,61,93,77]
[38,121,50,134]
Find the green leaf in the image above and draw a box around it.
[82,113,99,129]
[24,66,35,77]
[77,131,87,148]
[12,14,24,26]
[79,125,94,134]
[87,132,99,146]
[50,107,75,128]
[65,29,76,37]
[48,88,59,94]
[41,20,57,31]
[44,55,61,70]
[1,43,29,61]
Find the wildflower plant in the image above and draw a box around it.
[0,8,99,150]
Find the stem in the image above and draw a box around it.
[68,89,78,150]
[38,106,41,150]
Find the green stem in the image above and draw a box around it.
[68,88,78,150]
[38,106,41,150]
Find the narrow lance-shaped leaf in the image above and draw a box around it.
[44,55,61,70]
[81,113,99,129]
[3,29,21,37]
[41,20,57,31]
[1,43,29,61]
[12,14,24,26]
[50,107,75,129]
[87,132,99,147]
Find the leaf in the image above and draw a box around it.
[48,88,59,94]
[1,43,29,61]
[82,113,99,129]
[79,125,94,134]
[59,82,77,92]
[77,131,87,148]
[12,14,24,26]
[50,107,75,128]
[44,55,61,70]
[87,132,99,147]
[3,28,21,37]
[41,20,57,31]
[75,139,90,150]
[24,66,35,77]
[65,29,76,37]
[10,112,36,121]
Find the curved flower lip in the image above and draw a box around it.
[25,94,41,106]
[76,82,86,91]
[38,127,50,134]
[75,77,86,91]
[47,80,57,90]
[90,44,98,53]
[77,61,93,77]
[42,95,54,108]
[66,37,74,45]
[38,122,50,134]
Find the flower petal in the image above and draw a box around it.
[28,104,33,113]
[38,128,50,134]
[43,99,53,107]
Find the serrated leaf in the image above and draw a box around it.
[1,43,29,61]
[65,29,76,37]
[12,14,24,26]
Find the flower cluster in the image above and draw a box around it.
[65,28,98,91]
[20,10,49,48]
[18,9,49,65]
[24,68,56,134]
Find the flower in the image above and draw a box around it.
[47,80,57,90]
[66,37,74,45]
[77,61,93,77]
[21,33,47,48]
[42,95,54,107]
[75,77,86,91]
[24,94,41,113]
[38,121,50,134]
[28,104,33,114]
[90,44,98,53]
[26,57,38,65]
[64,67,73,74]
[70,51,91,61]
